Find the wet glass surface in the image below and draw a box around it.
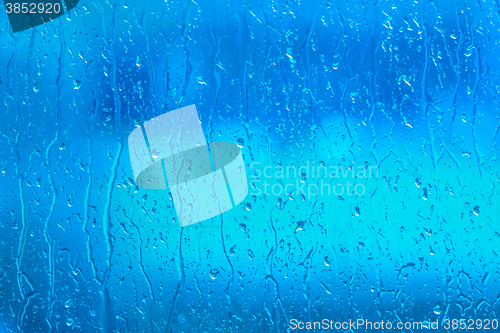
[1,0,500,331]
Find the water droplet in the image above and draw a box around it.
[296,220,306,232]
[151,149,160,159]
[301,172,307,182]
[210,269,219,279]
[195,76,207,85]
[324,256,331,266]
[276,198,282,209]
[178,313,186,324]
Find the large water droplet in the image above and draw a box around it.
[434,303,442,315]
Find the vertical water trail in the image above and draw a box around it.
[235,0,256,163]
[83,94,99,283]
[158,22,171,112]
[18,36,38,331]
[303,2,319,136]
[208,2,221,163]
[128,210,156,332]
[260,6,289,329]
[303,202,319,328]
[133,4,163,111]
[470,0,489,178]
[364,0,383,320]
[13,132,28,333]
[5,33,27,331]
[178,0,193,106]
[99,1,123,331]
[366,0,380,166]
[432,4,461,169]
[4,27,39,332]
[194,226,206,331]
[219,215,236,332]
[335,2,353,142]
[301,4,320,326]
[264,207,279,331]
[42,24,66,331]
[441,234,456,323]
[449,0,464,146]
[420,2,438,169]
[165,228,185,333]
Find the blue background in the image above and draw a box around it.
[1,0,500,331]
